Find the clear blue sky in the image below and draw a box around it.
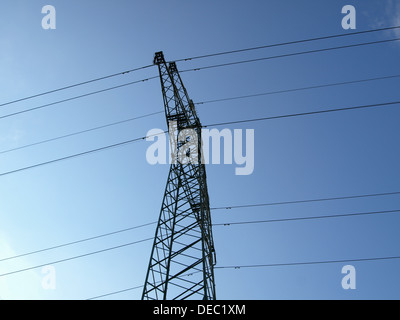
[0,0,399,300]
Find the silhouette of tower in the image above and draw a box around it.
[142,52,216,300]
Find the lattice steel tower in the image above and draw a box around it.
[142,52,216,300]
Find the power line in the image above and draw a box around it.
[0,130,167,178]
[215,256,400,270]
[0,36,397,124]
[87,253,400,299]
[180,37,400,74]
[87,285,145,300]
[3,194,399,263]
[0,237,153,278]
[3,26,399,111]
[0,222,156,263]
[174,25,400,62]
[0,65,154,108]
[2,230,396,292]
[203,100,400,128]
[0,76,158,121]
[196,74,400,105]
[1,206,398,279]
[4,38,396,122]
[214,209,400,227]
[2,36,396,122]
[210,191,400,210]
[0,99,398,178]
[2,72,398,156]
[0,111,163,155]
[1,69,397,125]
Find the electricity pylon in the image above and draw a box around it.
[142,52,216,300]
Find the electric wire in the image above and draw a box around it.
[2,230,399,279]
[0,237,153,278]
[2,25,400,110]
[214,209,400,227]
[1,206,398,291]
[173,25,400,62]
[196,74,400,105]
[0,130,167,178]
[210,191,400,210]
[0,76,158,121]
[203,100,400,128]
[215,256,400,270]
[2,198,399,264]
[86,254,400,299]
[180,38,400,74]
[87,285,145,300]
[1,72,398,156]
[0,65,154,108]
[1,38,398,122]
[0,99,398,178]
[0,110,164,155]
[0,222,157,263]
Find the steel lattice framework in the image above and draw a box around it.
[142,52,216,300]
